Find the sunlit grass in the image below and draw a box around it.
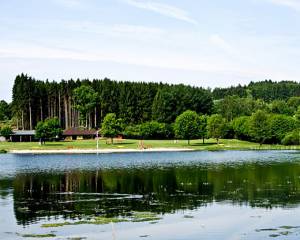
[1,138,300,151]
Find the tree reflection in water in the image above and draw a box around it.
[3,161,300,226]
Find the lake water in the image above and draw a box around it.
[1,151,300,239]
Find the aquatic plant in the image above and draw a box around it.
[21,233,56,238]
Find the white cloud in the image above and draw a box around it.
[267,0,300,11]
[209,34,236,55]
[123,0,197,24]
[0,43,272,79]
[64,21,165,38]
[51,0,86,9]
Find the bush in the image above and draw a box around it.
[140,121,173,139]
[0,125,13,139]
[0,149,7,154]
[123,125,141,139]
[282,130,300,145]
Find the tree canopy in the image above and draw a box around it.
[101,113,123,144]
[207,114,226,143]
[174,110,204,144]
[35,118,62,144]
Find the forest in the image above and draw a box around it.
[2,74,300,145]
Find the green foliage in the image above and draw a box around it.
[0,100,11,121]
[139,121,173,139]
[269,115,297,143]
[214,96,248,121]
[152,88,175,123]
[35,118,62,143]
[249,110,271,144]
[213,80,300,102]
[207,114,226,143]
[101,113,123,143]
[231,116,251,140]
[287,97,300,111]
[282,130,300,145]
[152,87,213,123]
[73,85,98,126]
[12,74,213,130]
[0,125,13,139]
[212,84,247,99]
[270,100,293,115]
[295,106,300,122]
[123,125,141,139]
[199,115,208,141]
[214,96,271,121]
[174,110,204,144]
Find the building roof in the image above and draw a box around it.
[12,130,36,136]
[63,128,97,136]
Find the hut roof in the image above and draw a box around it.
[12,130,36,136]
[63,128,97,136]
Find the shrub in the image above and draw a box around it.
[140,121,173,139]
[282,130,300,145]
[123,125,141,139]
[0,125,13,140]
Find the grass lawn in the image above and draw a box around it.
[0,138,300,152]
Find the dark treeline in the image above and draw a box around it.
[11,73,213,130]
[4,74,300,145]
[213,80,300,101]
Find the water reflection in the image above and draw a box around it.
[2,160,300,226]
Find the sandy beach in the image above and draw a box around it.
[9,148,194,154]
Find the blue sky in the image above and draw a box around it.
[1,0,300,101]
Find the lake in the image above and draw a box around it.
[1,151,300,239]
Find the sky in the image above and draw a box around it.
[1,0,300,101]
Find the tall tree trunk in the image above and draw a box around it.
[89,112,91,129]
[94,107,97,128]
[64,96,69,129]
[40,98,43,121]
[85,113,88,128]
[48,97,50,118]
[68,97,72,128]
[58,92,61,125]
[22,110,24,130]
[29,102,32,130]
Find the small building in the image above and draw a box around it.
[11,130,36,142]
[63,128,97,140]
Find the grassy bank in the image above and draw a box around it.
[0,139,300,152]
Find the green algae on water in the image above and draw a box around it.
[41,217,127,228]
[131,212,162,222]
[22,233,56,238]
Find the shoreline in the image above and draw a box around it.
[9,148,195,154]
